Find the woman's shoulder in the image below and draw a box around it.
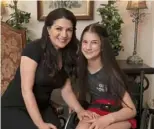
[26,39,43,49]
[22,39,44,63]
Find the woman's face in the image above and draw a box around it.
[81,31,101,60]
[48,18,73,49]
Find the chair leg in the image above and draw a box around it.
[147,114,154,129]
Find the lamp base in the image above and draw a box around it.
[127,55,143,65]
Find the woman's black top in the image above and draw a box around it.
[2,39,68,109]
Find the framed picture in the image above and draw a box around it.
[37,1,94,21]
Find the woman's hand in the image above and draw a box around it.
[38,122,57,129]
[88,114,114,129]
[83,111,100,123]
[91,112,100,120]
[68,107,74,114]
[82,112,100,123]
[77,109,94,121]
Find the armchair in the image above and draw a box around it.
[1,22,26,95]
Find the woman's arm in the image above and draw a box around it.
[20,56,44,128]
[110,91,137,123]
[61,79,84,113]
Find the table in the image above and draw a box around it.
[117,60,154,74]
[117,60,154,120]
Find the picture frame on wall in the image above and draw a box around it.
[37,1,94,21]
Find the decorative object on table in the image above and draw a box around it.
[148,99,154,110]
[126,1,147,65]
[37,0,94,21]
[97,1,124,56]
[5,0,31,42]
[1,0,7,20]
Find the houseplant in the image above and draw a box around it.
[97,1,124,56]
[6,0,31,42]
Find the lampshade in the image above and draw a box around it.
[127,1,147,10]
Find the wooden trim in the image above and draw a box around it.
[37,1,94,21]
[76,1,94,20]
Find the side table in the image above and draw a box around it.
[117,60,154,124]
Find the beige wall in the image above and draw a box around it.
[150,1,154,100]
[3,0,154,102]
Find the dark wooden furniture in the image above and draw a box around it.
[117,60,154,124]
[117,60,154,75]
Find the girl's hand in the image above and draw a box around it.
[88,114,114,129]
[83,112,100,123]
[77,109,93,121]
[38,122,57,129]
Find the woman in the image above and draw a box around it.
[76,23,137,129]
[1,8,92,129]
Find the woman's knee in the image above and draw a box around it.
[75,121,91,129]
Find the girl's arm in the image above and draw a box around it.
[61,79,84,113]
[109,91,137,123]
[20,56,45,128]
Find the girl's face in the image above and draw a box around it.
[48,18,73,49]
[81,31,102,60]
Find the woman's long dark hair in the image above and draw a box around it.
[41,8,78,77]
[78,23,129,102]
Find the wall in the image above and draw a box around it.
[3,0,154,102]
[3,1,105,40]
[115,1,154,105]
[150,1,154,101]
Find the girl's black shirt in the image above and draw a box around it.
[88,67,119,102]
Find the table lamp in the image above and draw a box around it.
[126,1,147,65]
